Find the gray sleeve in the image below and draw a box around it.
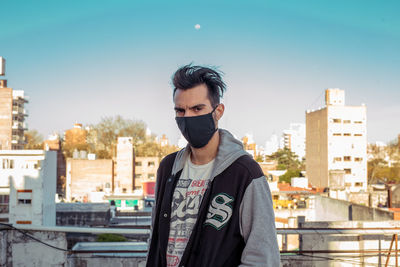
[239,176,280,267]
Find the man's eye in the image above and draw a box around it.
[195,107,202,111]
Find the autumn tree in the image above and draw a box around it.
[88,115,178,159]
[368,142,400,183]
[24,130,44,149]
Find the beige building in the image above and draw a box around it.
[115,137,135,193]
[135,156,159,189]
[0,57,28,150]
[0,85,28,150]
[65,135,158,201]
[66,158,113,202]
[306,89,367,194]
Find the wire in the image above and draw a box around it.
[0,222,70,252]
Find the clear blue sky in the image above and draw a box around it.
[1,0,399,145]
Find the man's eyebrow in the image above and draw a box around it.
[174,106,185,111]
[189,104,206,109]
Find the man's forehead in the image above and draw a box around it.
[173,86,211,107]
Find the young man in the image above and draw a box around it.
[147,65,280,267]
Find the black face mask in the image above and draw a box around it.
[175,106,218,149]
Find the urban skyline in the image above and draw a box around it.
[1,0,399,145]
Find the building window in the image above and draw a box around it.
[0,195,9,213]
[2,159,15,169]
[148,161,155,167]
[345,182,351,187]
[135,174,142,178]
[17,190,32,205]
[148,173,155,179]
[135,161,142,166]
[354,157,363,162]
[334,157,342,162]
[333,133,341,136]
[343,120,351,124]
[344,156,351,161]
[354,121,363,124]
[333,119,342,123]
[354,134,363,136]
[355,182,363,187]
[344,168,351,174]
[34,161,41,169]
[343,133,351,136]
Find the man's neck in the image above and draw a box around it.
[190,130,220,165]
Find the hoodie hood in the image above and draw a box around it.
[171,129,248,180]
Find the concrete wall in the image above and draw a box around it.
[56,203,110,227]
[306,108,328,188]
[274,195,393,222]
[0,230,67,267]
[0,228,146,267]
[42,151,57,226]
[68,257,146,267]
[66,159,113,202]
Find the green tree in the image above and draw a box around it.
[24,130,44,149]
[279,169,302,183]
[268,148,302,170]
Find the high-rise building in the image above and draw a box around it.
[283,123,306,160]
[264,134,281,156]
[115,137,135,193]
[306,89,367,193]
[0,57,28,150]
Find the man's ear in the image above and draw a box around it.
[215,103,225,121]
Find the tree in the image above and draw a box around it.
[255,154,264,162]
[268,148,302,170]
[24,130,43,149]
[136,142,179,159]
[87,115,179,159]
[279,169,302,183]
[367,141,400,183]
[88,116,149,158]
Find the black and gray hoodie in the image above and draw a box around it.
[147,129,280,267]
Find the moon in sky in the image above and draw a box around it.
[194,24,201,30]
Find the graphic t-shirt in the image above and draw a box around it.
[166,156,214,267]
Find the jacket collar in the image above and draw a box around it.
[171,129,248,180]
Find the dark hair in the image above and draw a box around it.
[172,64,226,107]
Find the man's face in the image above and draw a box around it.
[173,84,214,118]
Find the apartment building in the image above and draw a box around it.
[306,89,367,193]
[0,57,28,150]
[0,150,57,225]
[134,156,159,189]
[283,123,306,160]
